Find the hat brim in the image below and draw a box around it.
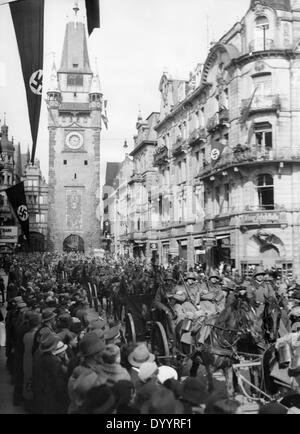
[42,313,57,322]
[128,352,155,368]
[53,344,68,355]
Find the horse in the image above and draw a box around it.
[262,294,290,343]
[180,292,266,395]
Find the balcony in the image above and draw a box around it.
[240,94,280,118]
[206,111,228,133]
[240,206,288,229]
[198,146,300,179]
[172,137,188,156]
[188,127,207,147]
[128,172,143,185]
[153,145,168,167]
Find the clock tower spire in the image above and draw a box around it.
[47,8,101,253]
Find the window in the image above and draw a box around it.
[178,161,182,183]
[74,173,77,179]
[33,180,38,187]
[72,63,78,68]
[200,148,206,168]
[253,74,272,97]
[63,160,67,165]
[84,160,88,166]
[257,173,274,210]
[255,16,270,50]
[254,122,272,149]
[224,183,230,212]
[39,196,44,205]
[215,186,220,209]
[159,194,163,216]
[67,74,83,87]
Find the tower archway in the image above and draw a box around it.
[63,234,84,252]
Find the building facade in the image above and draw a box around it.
[127,112,160,261]
[152,0,300,275]
[22,160,48,251]
[47,12,102,253]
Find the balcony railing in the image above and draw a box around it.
[172,137,188,156]
[240,94,280,117]
[188,127,207,147]
[198,146,300,179]
[128,172,143,184]
[249,38,275,52]
[153,145,168,167]
[240,207,288,227]
[204,205,288,230]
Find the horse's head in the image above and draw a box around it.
[263,295,282,343]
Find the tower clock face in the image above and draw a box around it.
[66,132,83,150]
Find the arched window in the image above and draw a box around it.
[257,173,274,210]
[254,15,270,51]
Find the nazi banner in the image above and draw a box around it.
[5,182,30,243]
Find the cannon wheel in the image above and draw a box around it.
[125,313,136,344]
[151,321,170,363]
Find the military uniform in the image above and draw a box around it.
[198,270,226,314]
[246,266,276,317]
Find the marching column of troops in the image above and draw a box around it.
[1,252,300,414]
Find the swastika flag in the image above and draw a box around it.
[210,139,226,167]
[5,182,30,243]
[9,0,44,165]
[85,0,100,35]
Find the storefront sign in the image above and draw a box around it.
[0,226,18,244]
[194,239,202,247]
[150,243,158,250]
[195,249,206,254]
[179,239,187,246]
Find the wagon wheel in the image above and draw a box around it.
[125,313,136,344]
[151,321,170,364]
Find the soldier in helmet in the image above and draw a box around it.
[245,266,276,317]
[199,269,226,314]
[153,272,177,340]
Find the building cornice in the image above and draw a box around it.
[155,83,212,132]
[129,140,157,157]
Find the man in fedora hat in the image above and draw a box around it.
[32,308,57,355]
[39,335,69,414]
[68,332,107,413]
[127,343,155,389]
[101,344,131,387]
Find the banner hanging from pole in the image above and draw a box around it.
[5,181,30,243]
[85,0,100,35]
[9,0,44,164]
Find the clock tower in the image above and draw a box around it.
[47,9,102,253]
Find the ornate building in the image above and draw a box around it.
[152,0,300,275]
[47,9,102,253]
[22,160,48,251]
[127,112,160,260]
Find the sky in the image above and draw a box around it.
[0,0,250,188]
